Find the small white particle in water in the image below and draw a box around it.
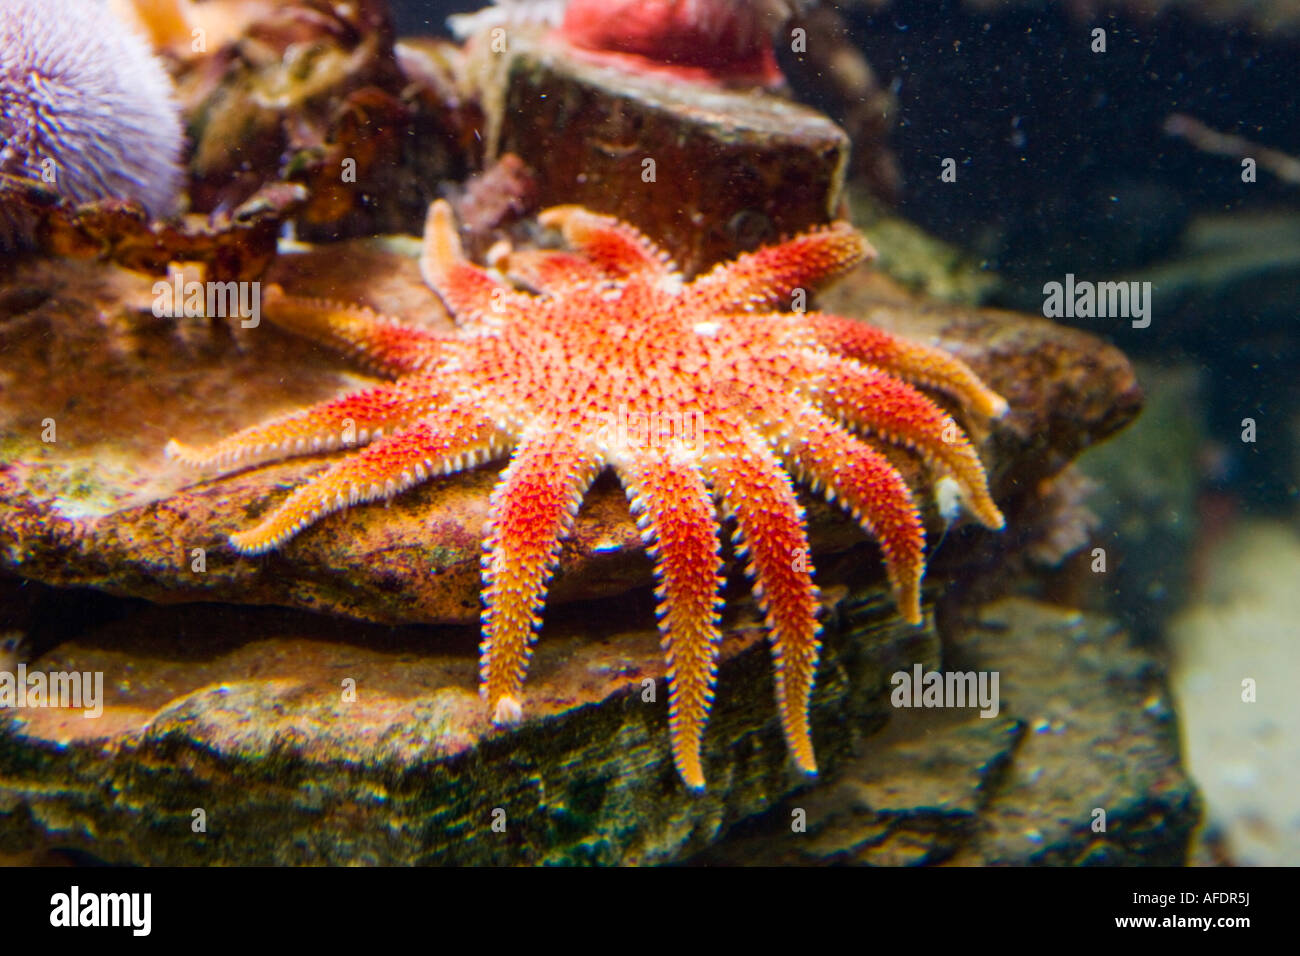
[935,475,964,522]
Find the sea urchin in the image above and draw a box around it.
[0,0,185,219]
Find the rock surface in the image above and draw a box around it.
[0,591,1198,865]
[483,32,852,276]
[0,584,931,865]
[1168,519,1300,867]
[694,597,1200,865]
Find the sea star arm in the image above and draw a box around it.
[227,408,500,554]
[818,357,1004,530]
[707,426,821,777]
[498,248,608,294]
[538,206,676,280]
[619,450,725,790]
[261,286,452,377]
[774,402,927,625]
[807,311,1009,420]
[688,221,873,313]
[480,432,603,725]
[421,199,535,326]
[258,283,452,377]
[166,380,449,472]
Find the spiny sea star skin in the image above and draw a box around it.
[168,201,1007,790]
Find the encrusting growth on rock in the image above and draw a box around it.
[168,200,1006,789]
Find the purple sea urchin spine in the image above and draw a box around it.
[0,0,185,220]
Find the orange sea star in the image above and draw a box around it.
[167,201,1007,789]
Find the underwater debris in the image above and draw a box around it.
[3,178,306,282]
[1164,113,1300,186]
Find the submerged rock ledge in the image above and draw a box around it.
[0,593,1196,865]
[0,587,929,865]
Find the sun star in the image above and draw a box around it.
[168,200,1007,790]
